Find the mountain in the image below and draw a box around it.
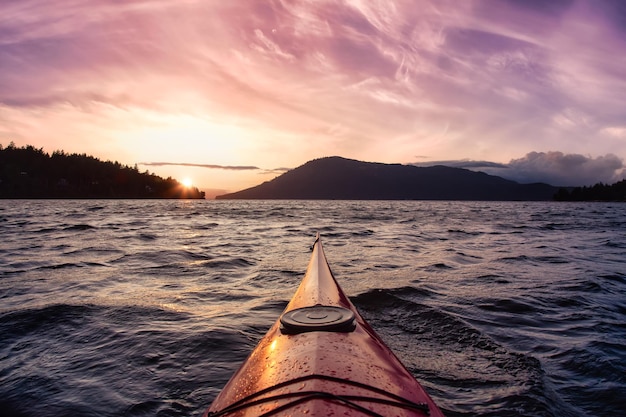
[216,156,558,200]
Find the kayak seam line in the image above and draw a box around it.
[257,392,387,417]
[208,373,431,416]
[210,391,430,417]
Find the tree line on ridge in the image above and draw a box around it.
[0,143,205,199]
[554,181,626,202]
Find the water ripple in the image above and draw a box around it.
[0,200,624,417]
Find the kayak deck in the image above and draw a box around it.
[205,235,445,416]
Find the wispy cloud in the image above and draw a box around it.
[137,162,292,179]
[261,167,292,175]
[412,160,509,169]
[139,162,260,171]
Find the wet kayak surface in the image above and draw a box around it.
[206,235,445,416]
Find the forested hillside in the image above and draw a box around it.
[554,182,626,201]
[0,143,205,199]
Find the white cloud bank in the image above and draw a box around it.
[414,151,626,187]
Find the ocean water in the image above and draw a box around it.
[0,200,624,417]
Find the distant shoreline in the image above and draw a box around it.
[0,144,205,199]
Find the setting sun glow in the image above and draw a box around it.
[181,178,193,188]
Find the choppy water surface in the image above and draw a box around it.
[0,200,624,416]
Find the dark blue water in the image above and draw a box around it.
[0,200,624,416]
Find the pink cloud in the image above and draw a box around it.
[1,0,625,190]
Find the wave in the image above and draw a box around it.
[62,224,97,231]
[0,302,247,417]
[352,288,557,416]
[35,261,109,270]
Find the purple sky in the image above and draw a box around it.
[2,0,626,193]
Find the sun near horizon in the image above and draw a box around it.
[181,178,193,188]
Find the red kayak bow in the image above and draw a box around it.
[204,234,445,416]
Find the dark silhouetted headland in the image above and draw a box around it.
[0,143,205,199]
[216,156,559,200]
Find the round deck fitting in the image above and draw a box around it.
[280,305,356,334]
